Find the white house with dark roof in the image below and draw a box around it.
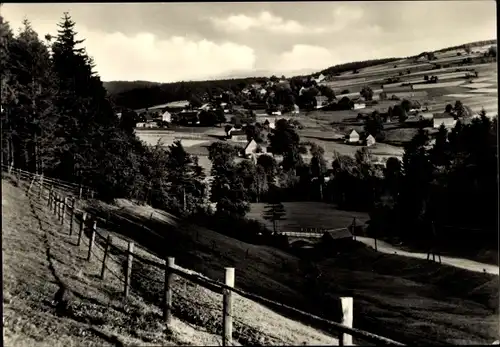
[433,112,456,129]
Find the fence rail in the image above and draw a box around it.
[3,166,407,346]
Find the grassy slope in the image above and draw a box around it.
[3,177,338,346]
[1,177,246,346]
[82,197,499,345]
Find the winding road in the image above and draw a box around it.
[355,236,499,276]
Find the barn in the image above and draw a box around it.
[319,228,355,254]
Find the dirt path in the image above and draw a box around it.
[355,236,499,275]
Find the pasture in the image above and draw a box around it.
[247,202,370,232]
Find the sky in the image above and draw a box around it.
[1,1,496,83]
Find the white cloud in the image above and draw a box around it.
[275,45,335,73]
[210,11,326,35]
[3,14,256,82]
[82,30,257,82]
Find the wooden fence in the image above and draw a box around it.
[4,166,406,346]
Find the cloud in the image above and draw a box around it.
[3,15,257,82]
[82,30,256,82]
[275,45,335,73]
[210,11,327,34]
[331,5,364,31]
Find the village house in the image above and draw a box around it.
[227,128,247,142]
[162,110,172,123]
[353,102,366,110]
[135,122,158,128]
[418,112,434,121]
[345,129,360,144]
[365,134,376,147]
[315,95,328,108]
[433,112,457,129]
[243,139,258,156]
[318,228,355,254]
[178,110,200,125]
[313,73,326,84]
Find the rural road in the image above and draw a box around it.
[355,236,499,276]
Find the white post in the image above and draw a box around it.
[340,297,353,346]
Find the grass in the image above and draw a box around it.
[1,177,250,346]
[247,202,369,231]
[5,177,340,346]
[75,194,499,345]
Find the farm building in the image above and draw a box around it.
[313,74,326,83]
[418,112,434,121]
[315,95,328,107]
[135,122,158,128]
[178,110,200,124]
[365,134,376,147]
[345,130,360,144]
[199,103,212,111]
[228,129,247,142]
[353,103,366,110]
[292,104,300,114]
[433,112,457,129]
[262,119,276,129]
[162,110,172,122]
[243,139,259,156]
[318,228,355,253]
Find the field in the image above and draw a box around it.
[70,187,499,345]
[247,202,370,231]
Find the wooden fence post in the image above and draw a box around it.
[38,175,43,199]
[61,197,67,225]
[100,235,112,279]
[124,242,135,298]
[338,297,354,346]
[58,196,63,221]
[27,176,35,195]
[69,198,75,236]
[78,213,87,246]
[87,220,97,261]
[351,218,357,241]
[164,257,175,324]
[48,185,53,207]
[78,184,83,199]
[222,267,235,347]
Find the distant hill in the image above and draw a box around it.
[103,80,161,95]
[106,39,497,111]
